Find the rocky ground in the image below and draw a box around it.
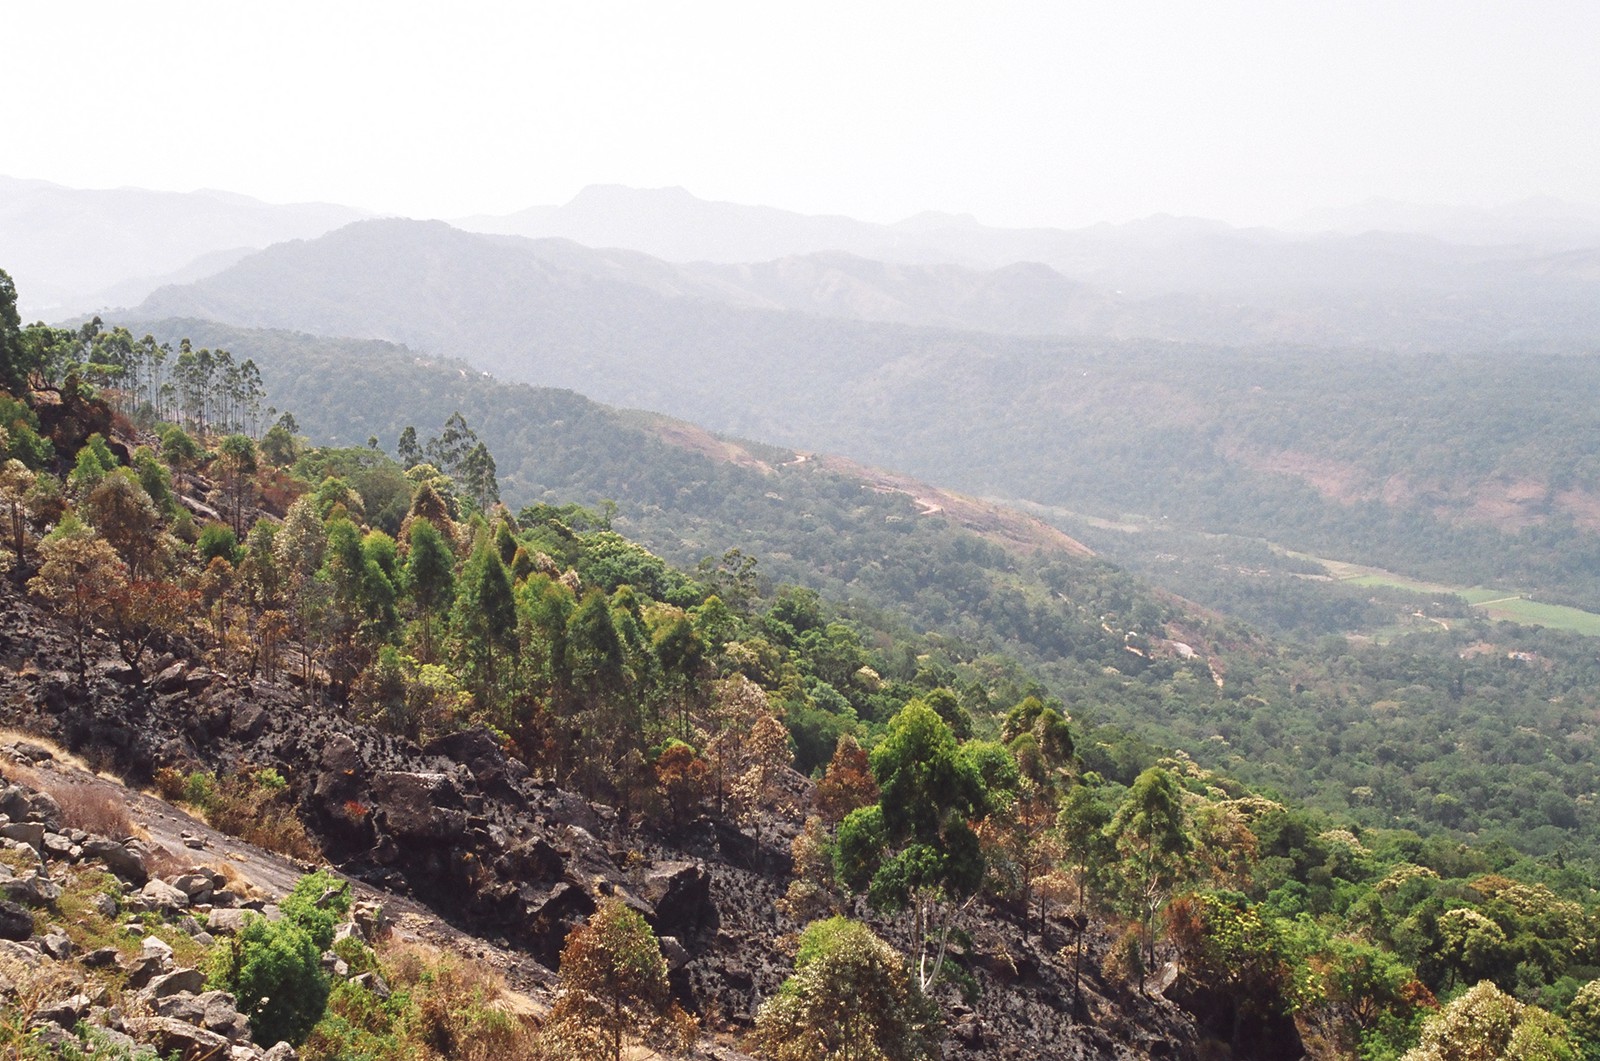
[0,575,1251,1059]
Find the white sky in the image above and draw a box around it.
[4,0,1597,229]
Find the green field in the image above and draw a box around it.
[1327,563,1600,637]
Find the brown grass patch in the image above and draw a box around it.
[42,781,133,839]
[153,766,320,862]
[379,939,540,1061]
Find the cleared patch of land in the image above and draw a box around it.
[1315,559,1600,637]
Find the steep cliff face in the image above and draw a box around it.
[0,576,1248,1059]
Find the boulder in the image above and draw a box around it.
[170,873,215,904]
[6,872,62,905]
[152,663,189,694]
[83,947,119,968]
[129,1016,233,1059]
[369,771,468,843]
[0,822,44,854]
[0,900,33,941]
[154,989,251,1042]
[141,878,189,912]
[123,954,168,991]
[423,727,530,805]
[38,930,72,960]
[525,881,596,966]
[638,861,716,940]
[230,703,268,741]
[80,838,149,885]
[205,908,251,936]
[33,993,90,1028]
[24,791,63,829]
[143,967,206,1000]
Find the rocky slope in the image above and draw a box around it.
[0,573,1262,1059]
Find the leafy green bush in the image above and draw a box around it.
[209,913,329,1046]
[280,869,351,951]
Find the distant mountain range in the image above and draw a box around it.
[12,175,1600,322]
[0,176,367,317]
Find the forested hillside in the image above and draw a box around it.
[80,317,1600,863]
[10,267,1600,1058]
[125,220,1600,615]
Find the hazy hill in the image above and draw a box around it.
[0,175,366,317]
[1295,194,1600,249]
[460,183,1600,301]
[125,218,1600,610]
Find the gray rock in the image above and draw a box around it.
[637,861,715,939]
[32,992,90,1028]
[194,990,252,1041]
[140,878,189,912]
[80,838,148,885]
[152,662,188,694]
[659,934,691,971]
[143,967,206,999]
[38,930,72,960]
[0,899,32,941]
[351,971,391,999]
[0,939,42,968]
[140,934,174,962]
[82,946,119,968]
[263,1042,299,1061]
[6,871,62,905]
[89,892,118,919]
[205,908,252,935]
[122,954,167,991]
[41,832,73,860]
[170,873,215,904]
[129,1015,232,1059]
[22,792,62,831]
[0,822,45,853]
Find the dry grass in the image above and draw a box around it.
[43,781,134,839]
[153,766,321,862]
[381,939,541,1061]
[0,728,94,774]
[0,737,139,841]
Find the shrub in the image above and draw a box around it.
[209,913,328,1047]
[752,916,938,1061]
[280,869,350,951]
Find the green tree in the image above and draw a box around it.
[214,433,259,535]
[396,425,423,468]
[452,541,516,702]
[67,433,118,496]
[1568,979,1600,1059]
[1108,766,1191,992]
[29,518,129,677]
[405,517,455,661]
[209,914,328,1047]
[1402,980,1575,1061]
[538,899,691,1061]
[1058,783,1112,1017]
[752,917,939,1061]
[841,701,989,991]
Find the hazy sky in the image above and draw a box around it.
[5,0,1596,229]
